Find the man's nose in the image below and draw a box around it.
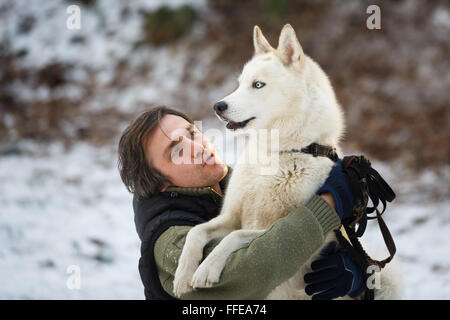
[213,101,228,114]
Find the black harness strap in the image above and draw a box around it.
[341,155,397,267]
[295,143,397,300]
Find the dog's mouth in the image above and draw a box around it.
[218,115,256,131]
[226,117,255,130]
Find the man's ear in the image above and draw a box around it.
[253,25,273,55]
[276,24,304,66]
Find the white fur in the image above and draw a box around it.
[173,24,400,299]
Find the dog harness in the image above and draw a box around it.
[286,143,397,300]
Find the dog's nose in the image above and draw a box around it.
[213,101,228,113]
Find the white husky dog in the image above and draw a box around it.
[173,24,400,299]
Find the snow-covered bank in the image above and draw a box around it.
[0,141,141,299]
[0,138,448,299]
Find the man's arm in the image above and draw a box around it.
[154,195,340,299]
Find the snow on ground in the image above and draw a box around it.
[0,141,142,299]
[362,198,450,299]
[0,127,449,299]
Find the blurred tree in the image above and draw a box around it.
[263,0,289,21]
[140,5,198,46]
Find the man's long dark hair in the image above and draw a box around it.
[118,106,193,199]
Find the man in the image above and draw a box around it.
[118,106,364,300]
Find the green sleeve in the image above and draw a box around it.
[154,195,341,299]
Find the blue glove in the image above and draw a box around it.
[317,159,354,221]
[304,242,365,300]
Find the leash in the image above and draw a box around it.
[287,143,397,300]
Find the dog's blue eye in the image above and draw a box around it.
[252,81,265,89]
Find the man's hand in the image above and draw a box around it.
[317,159,354,221]
[304,242,365,300]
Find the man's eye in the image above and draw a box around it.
[189,130,200,139]
[252,81,266,89]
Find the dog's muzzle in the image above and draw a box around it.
[213,101,256,130]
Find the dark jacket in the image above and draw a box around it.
[133,176,229,300]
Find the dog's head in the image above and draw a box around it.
[214,24,344,144]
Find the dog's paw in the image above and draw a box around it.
[173,265,195,297]
[173,276,193,297]
[173,255,200,297]
[191,257,223,289]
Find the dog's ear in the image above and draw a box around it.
[277,24,304,67]
[253,25,273,55]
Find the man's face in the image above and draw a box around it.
[145,114,228,191]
